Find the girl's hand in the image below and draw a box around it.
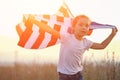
[112,27,118,35]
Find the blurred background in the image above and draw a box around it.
[0,0,120,66]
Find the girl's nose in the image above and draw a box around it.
[82,26,87,30]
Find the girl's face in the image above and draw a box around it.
[73,18,90,38]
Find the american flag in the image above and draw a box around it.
[16,2,115,49]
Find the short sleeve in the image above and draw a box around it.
[84,38,93,50]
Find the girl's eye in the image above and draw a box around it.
[79,24,89,27]
[85,24,89,27]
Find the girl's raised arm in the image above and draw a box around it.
[90,27,118,49]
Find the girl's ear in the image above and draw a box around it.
[86,29,93,35]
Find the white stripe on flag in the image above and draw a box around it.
[38,32,52,48]
[49,15,56,27]
[63,17,71,27]
[55,11,64,16]
[24,25,39,48]
[19,22,26,31]
[35,15,43,21]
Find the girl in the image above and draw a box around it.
[30,15,118,80]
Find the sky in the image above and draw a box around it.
[0,0,120,64]
[0,0,120,40]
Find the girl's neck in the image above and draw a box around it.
[74,34,83,41]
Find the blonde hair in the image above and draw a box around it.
[71,15,91,28]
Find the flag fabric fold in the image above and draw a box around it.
[17,14,71,49]
[90,22,115,29]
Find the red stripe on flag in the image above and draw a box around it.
[57,16,64,22]
[18,28,33,47]
[18,21,33,47]
[47,24,61,47]
[31,20,47,49]
[23,15,27,23]
[59,6,69,17]
[43,14,50,19]
[16,24,24,37]
[31,30,45,49]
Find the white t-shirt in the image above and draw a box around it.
[57,33,93,75]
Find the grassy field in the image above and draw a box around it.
[0,52,120,80]
[0,63,58,80]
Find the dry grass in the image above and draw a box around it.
[0,63,58,80]
[83,52,120,80]
[83,60,120,80]
[0,52,120,80]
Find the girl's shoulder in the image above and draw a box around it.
[83,38,93,48]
